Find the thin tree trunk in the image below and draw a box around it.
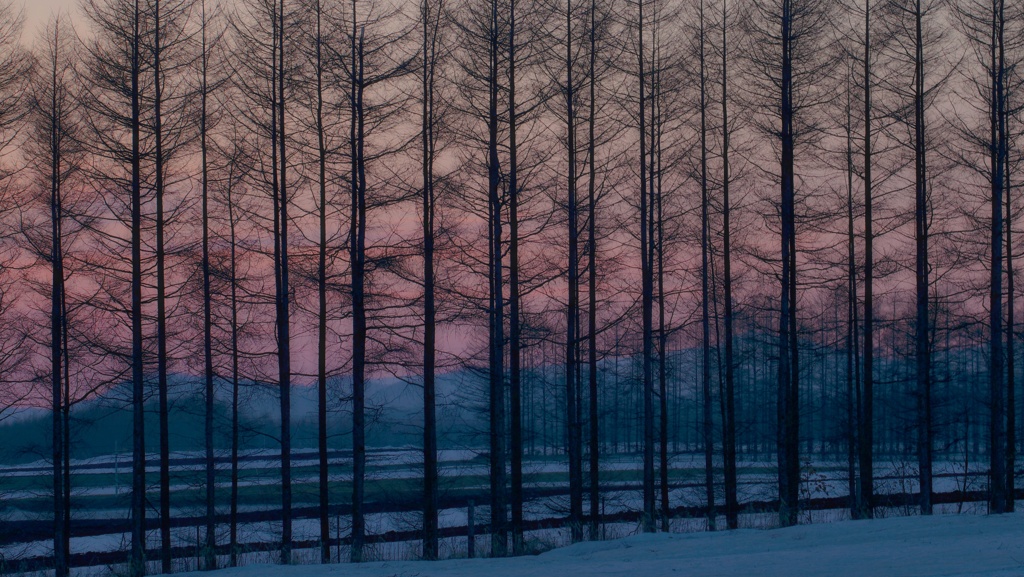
[419,0,440,561]
[350,9,368,562]
[1006,116,1015,512]
[656,133,671,531]
[844,64,861,520]
[314,0,330,563]
[777,0,799,528]
[200,1,216,566]
[508,0,524,554]
[228,172,240,568]
[50,27,67,573]
[586,0,600,539]
[274,0,293,560]
[720,0,738,531]
[649,12,670,534]
[638,0,656,534]
[566,0,584,542]
[421,0,440,561]
[699,0,715,532]
[153,1,173,569]
[129,0,146,571]
[989,0,1007,515]
[914,0,933,516]
[859,0,875,521]
[62,294,71,572]
[487,0,508,553]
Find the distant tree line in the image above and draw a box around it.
[0,0,1020,574]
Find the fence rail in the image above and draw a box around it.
[0,477,1008,575]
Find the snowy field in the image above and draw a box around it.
[0,450,998,566]
[171,513,1024,577]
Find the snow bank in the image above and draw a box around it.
[173,512,1024,577]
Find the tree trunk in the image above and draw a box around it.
[49,25,67,573]
[988,0,1007,515]
[586,0,600,539]
[62,305,71,573]
[421,0,440,561]
[314,0,331,563]
[350,9,368,561]
[153,2,172,569]
[777,0,799,528]
[488,0,508,554]
[508,0,524,554]
[200,3,217,567]
[914,0,933,516]
[720,0,738,531]
[699,0,715,532]
[129,0,146,572]
[844,64,861,520]
[638,0,656,533]
[228,173,241,568]
[566,0,584,541]
[1006,116,1015,512]
[274,0,293,560]
[859,0,875,521]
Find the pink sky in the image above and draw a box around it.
[20,0,77,36]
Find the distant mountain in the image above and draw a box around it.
[0,350,684,465]
[0,369,490,465]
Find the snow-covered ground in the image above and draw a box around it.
[171,513,1024,577]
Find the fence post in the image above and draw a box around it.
[467,499,475,559]
[601,497,606,541]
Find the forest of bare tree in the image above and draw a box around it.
[0,0,1021,573]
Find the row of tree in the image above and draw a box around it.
[0,0,1020,573]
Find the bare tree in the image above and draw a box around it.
[347,0,369,560]
[717,0,741,531]
[419,0,445,559]
[841,57,861,519]
[27,15,79,577]
[331,0,411,561]
[636,0,656,533]
[585,0,603,540]
[859,0,877,520]
[487,0,509,549]
[80,0,149,570]
[228,0,296,560]
[698,0,716,532]
[901,0,959,519]
[542,0,587,541]
[741,0,836,527]
[196,0,226,566]
[129,0,146,569]
[275,0,293,558]
[506,0,523,551]
[910,0,933,516]
[953,0,1017,514]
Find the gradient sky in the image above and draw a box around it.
[21,0,80,36]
